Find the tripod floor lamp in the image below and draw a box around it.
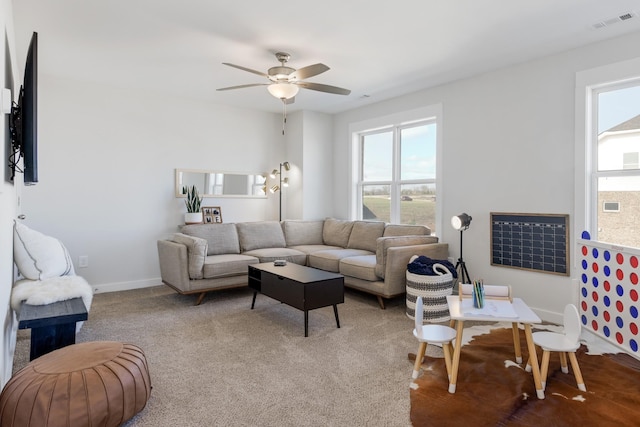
[451,213,472,286]
[269,161,290,221]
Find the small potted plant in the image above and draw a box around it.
[183,185,203,224]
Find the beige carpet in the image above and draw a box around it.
[12,286,437,427]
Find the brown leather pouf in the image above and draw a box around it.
[0,341,151,427]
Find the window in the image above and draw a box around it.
[602,201,620,212]
[356,120,437,231]
[590,81,640,247]
[623,152,639,169]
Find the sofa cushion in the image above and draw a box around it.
[13,222,74,280]
[308,248,373,272]
[282,220,324,246]
[383,224,431,237]
[242,248,307,265]
[287,245,342,256]
[236,221,286,252]
[203,254,259,279]
[171,233,208,279]
[181,224,240,256]
[339,255,379,282]
[322,219,354,248]
[347,221,385,252]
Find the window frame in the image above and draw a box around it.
[349,105,442,233]
[575,57,640,264]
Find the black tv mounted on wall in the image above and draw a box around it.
[9,31,38,185]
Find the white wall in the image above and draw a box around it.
[301,111,334,220]
[281,111,334,221]
[333,30,640,323]
[20,75,284,292]
[1,0,19,387]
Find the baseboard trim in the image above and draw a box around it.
[92,278,162,294]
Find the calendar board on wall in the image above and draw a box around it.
[490,212,569,276]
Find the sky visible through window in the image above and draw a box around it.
[598,85,640,132]
[363,124,435,182]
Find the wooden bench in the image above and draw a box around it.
[18,297,88,360]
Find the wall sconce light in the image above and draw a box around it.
[451,213,472,286]
[270,161,291,221]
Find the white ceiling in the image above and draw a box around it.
[11,0,640,114]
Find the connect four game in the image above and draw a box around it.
[579,231,639,359]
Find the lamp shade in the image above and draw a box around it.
[451,213,472,231]
[269,169,279,179]
[268,83,299,100]
[270,185,280,193]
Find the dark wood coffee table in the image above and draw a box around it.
[248,262,344,337]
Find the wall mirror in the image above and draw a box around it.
[175,169,267,198]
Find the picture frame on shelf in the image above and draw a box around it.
[202,206,223,224]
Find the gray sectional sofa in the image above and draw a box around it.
[157,218,448,308]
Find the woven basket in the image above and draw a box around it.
[406,262,454,322]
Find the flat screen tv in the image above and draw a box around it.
[9,31,38,185]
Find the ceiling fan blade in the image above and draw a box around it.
[216,83,268,91]
[296,81,351,95]
[222,63,269,78]
[289,63,329,81]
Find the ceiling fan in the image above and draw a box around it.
[217,52,351,103]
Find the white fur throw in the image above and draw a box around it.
[11,276,93,332]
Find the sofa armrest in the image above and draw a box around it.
[382,243,449,297]
[170,233,208,279]
[157,240,192,292]
[375,235,439,278]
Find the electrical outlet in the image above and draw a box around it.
[78,255,89,268]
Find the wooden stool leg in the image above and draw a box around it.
[449,320,465,393]
[559,352,569,374]
[412,342,427,380]
[568,352,587,391]
[540,350,550,390]
[442,342,453,380]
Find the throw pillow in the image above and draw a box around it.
[13,222,74,280]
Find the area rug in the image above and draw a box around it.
[410,327,640,426]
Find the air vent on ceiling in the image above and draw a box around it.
[592,11,637,29]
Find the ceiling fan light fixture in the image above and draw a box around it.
[268,83,299,100]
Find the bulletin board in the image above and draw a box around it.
[490,212,569,276]
[578,232,639,359]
